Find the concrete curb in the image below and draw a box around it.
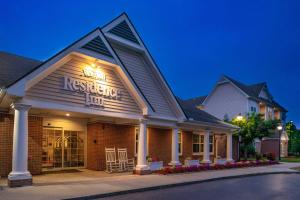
[63,171,300,200]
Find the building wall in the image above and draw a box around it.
[261,139,280,159]
[86,122,135,171]
[179,131,216,163]
[26,56,142,115]
[204,82,248,120]
[148,128,172,165]
[248,99,259,114]
[0,114,43,177]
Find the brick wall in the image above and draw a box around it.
[179,131,238,163]
[261,139,280,159]
[148,128,172,165]
[86,122,135,171]
[0,114,43,177]
[179,131,211,163]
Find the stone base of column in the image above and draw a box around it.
[168,161,182,166]
[134,165,151,175]
[201,160,211,164]
[8,171,32,187]
[226,159,234,163]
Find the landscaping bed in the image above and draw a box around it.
[155,160,279,175]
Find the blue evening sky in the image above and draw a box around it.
[1,1,300,126]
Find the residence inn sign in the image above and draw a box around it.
[63,65,122,107]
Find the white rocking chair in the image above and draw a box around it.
[117,148,135,171]
[105,147,119,173]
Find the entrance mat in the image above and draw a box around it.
[42,169,83,175]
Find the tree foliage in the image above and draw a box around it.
[231,113,279,145]
[286,121,300,155]
[231,113,280,158]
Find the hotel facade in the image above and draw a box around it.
[0,13,238,187]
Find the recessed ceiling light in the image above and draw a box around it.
[66,113,70,117]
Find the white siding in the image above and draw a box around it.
[111,43,176,117]
[204,83,248,120]
[26,56,142,115]
[248,100,259,114]
[259,89,269,99]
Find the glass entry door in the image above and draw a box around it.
[42,127,85,170]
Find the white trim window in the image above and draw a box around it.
[192,134,214,155]
[209,135,214,153]
[250,106,257,113]
[192,134,202,154]
[135,127,139,156]
[178,131,182,155]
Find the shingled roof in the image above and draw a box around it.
[0,51,42,88]
[177,97,235,128]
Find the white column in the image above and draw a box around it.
[8,103,32,182]
[226,132,234,162]
[136,119,150,171]
[169,128,181,166]
[201,130,211,164]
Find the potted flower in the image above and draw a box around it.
[147,156,163,171]
[184,157,200,167]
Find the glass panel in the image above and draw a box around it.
[193,144,199,153]
[64,131,85,168]
[200,144,204,153]
[42,128,85,170]
[178,132,182,141]
[193,134,199,143]
[42,128,63,169]
[200,135,204,143]
[209,135,213,143]
[209,144,213,153]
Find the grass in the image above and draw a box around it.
[291,167,300,171]
[280,157,300,163]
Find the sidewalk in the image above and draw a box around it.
[0,162,300,200]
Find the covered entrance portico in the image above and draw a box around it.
[0,13,238,187]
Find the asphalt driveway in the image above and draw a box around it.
[101,174,300,200]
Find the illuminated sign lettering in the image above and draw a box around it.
[63,65,121,107]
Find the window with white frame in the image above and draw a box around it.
[209,135,213,153]
[135,127,139,156]
[250,106,257,113]
[178,131,182,155]
[192,134,213,154]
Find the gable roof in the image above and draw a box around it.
[0,51,42,88]
[0,13,189,121]
[222,75,287,112]
[102,13,187,120]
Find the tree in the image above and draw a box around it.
[231,113,279,159]
[286,121,300,155]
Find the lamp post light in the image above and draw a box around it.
[236,113,243,121]
[277,124,283,160]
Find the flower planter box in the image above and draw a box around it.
[148,161,163,171]
[184,159,200,167]
[214,158,227,165]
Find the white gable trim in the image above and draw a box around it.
[102,13,186,121]
[6,28,152,116]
